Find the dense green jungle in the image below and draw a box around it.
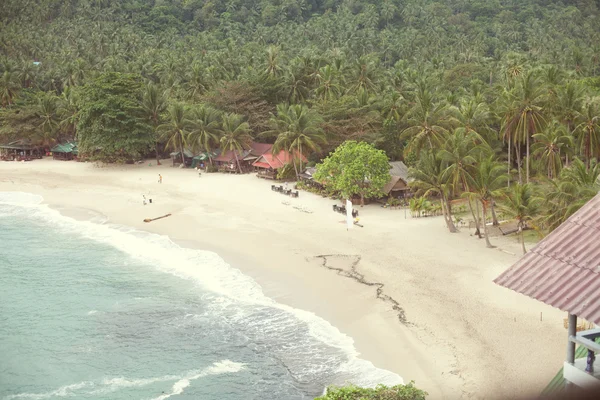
[1,0,600,238]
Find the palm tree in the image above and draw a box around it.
[185,63,207,101]
[314,65,341,102]
[58,86,79,140]
[266,104,325,178]
[439,130,488,237]
[219,113,252,174]
[141,83,168,165]
[158,103,192,166]
[400,88,449,155]
[36,93,61,147]
[500,184,540,255]
[574,99,600,169]
[409,151,457,233]
[540,158,600,231]
[189,105,221,165]
[467,156,509,248]
[264,46,282,77]
[532,122,573,179]
[0,70,19,107]
[500,71,547,183]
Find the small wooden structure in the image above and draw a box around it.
[214,142,273,174]
[253,149,307,180]
[0,140,43,161]
[50,142,78,161]
[495,193,600,392]
[382,161,412,199]
[170,149,194,167]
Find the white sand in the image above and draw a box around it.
[1,159,568,399]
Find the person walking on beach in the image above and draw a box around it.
[158,174,162,184]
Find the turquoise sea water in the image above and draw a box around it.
[0,192,401,400]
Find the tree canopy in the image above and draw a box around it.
[314,140,391,205]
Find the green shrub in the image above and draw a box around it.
[315,382,427,400]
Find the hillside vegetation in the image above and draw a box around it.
[1,0,600,238]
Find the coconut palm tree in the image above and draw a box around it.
[189,105,221,165]
[532,122,573,179]
[0,70,19,107]
[141,83,168,165]
[467,156,509,248]
[158,103,192,166]
[36,93,61,147]
[499,71,547,183]
[219,113,251,174]
[499,183,541,255]
[540,158,600,231]
[408,151,457,233]
[314,65,341,102]
[574,98,600,169]
[439,130,489,236]
[400,87,449,155]
[267,104,325,178]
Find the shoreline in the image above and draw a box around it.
[1,159,569,399]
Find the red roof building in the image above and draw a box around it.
[252,149,308,170]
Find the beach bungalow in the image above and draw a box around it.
[50,142,78,161]
[191,150,220,169]
[252,149,308,179]
[494,193,600,392]
[0,140,43,161]
[170,149,194,167]
[382,161,412,199]
[214,142,272,173]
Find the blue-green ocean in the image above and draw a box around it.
[0,192,401,400]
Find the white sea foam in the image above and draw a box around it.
[150,360,245,400]
[3,362,242,400]
[0,192,404,390]
[4,382,92,400]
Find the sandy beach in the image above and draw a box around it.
[1,159,568,399]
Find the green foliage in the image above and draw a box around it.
[315,382,427,400]
[77,72,152,162]
[314,140,390,204]
[276,163,296,180]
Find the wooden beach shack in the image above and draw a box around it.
[0,140,43,161]
[382,161,412,199]
[50,142,78,160]
[191,150,219,169]
[252,148,308,179]
[214,142,272,173]
[494,193,600,392]
[170,149,194,167]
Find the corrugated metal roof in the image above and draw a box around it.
[494,193,600,324]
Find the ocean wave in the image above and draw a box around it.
[0,191,403,389]
[3,361,243,400]
[150,360,245,400]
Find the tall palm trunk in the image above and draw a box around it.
[481,200,494,248]
[467,198,482,237]
[180,140,185,166]
[234,151,242,174]
[491,199,499,226]
[445,198,458,233]
[507,139,511,187]
[518,223,527,255]
[516,141,522,184]
[155,139,161,165]
[526,131,530,183]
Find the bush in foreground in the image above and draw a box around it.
[315,382,427,400]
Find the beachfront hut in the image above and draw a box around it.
[252,149,308,179]
[214,142,272,173]
[382,161,412,198]
[170,149,194,167]
[191,150,220,169]
[0,140,43,161]
[50,142,78,160]
[494,193,600,391]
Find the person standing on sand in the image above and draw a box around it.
[158,174,162,184]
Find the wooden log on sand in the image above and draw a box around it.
[143,213,172,223]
